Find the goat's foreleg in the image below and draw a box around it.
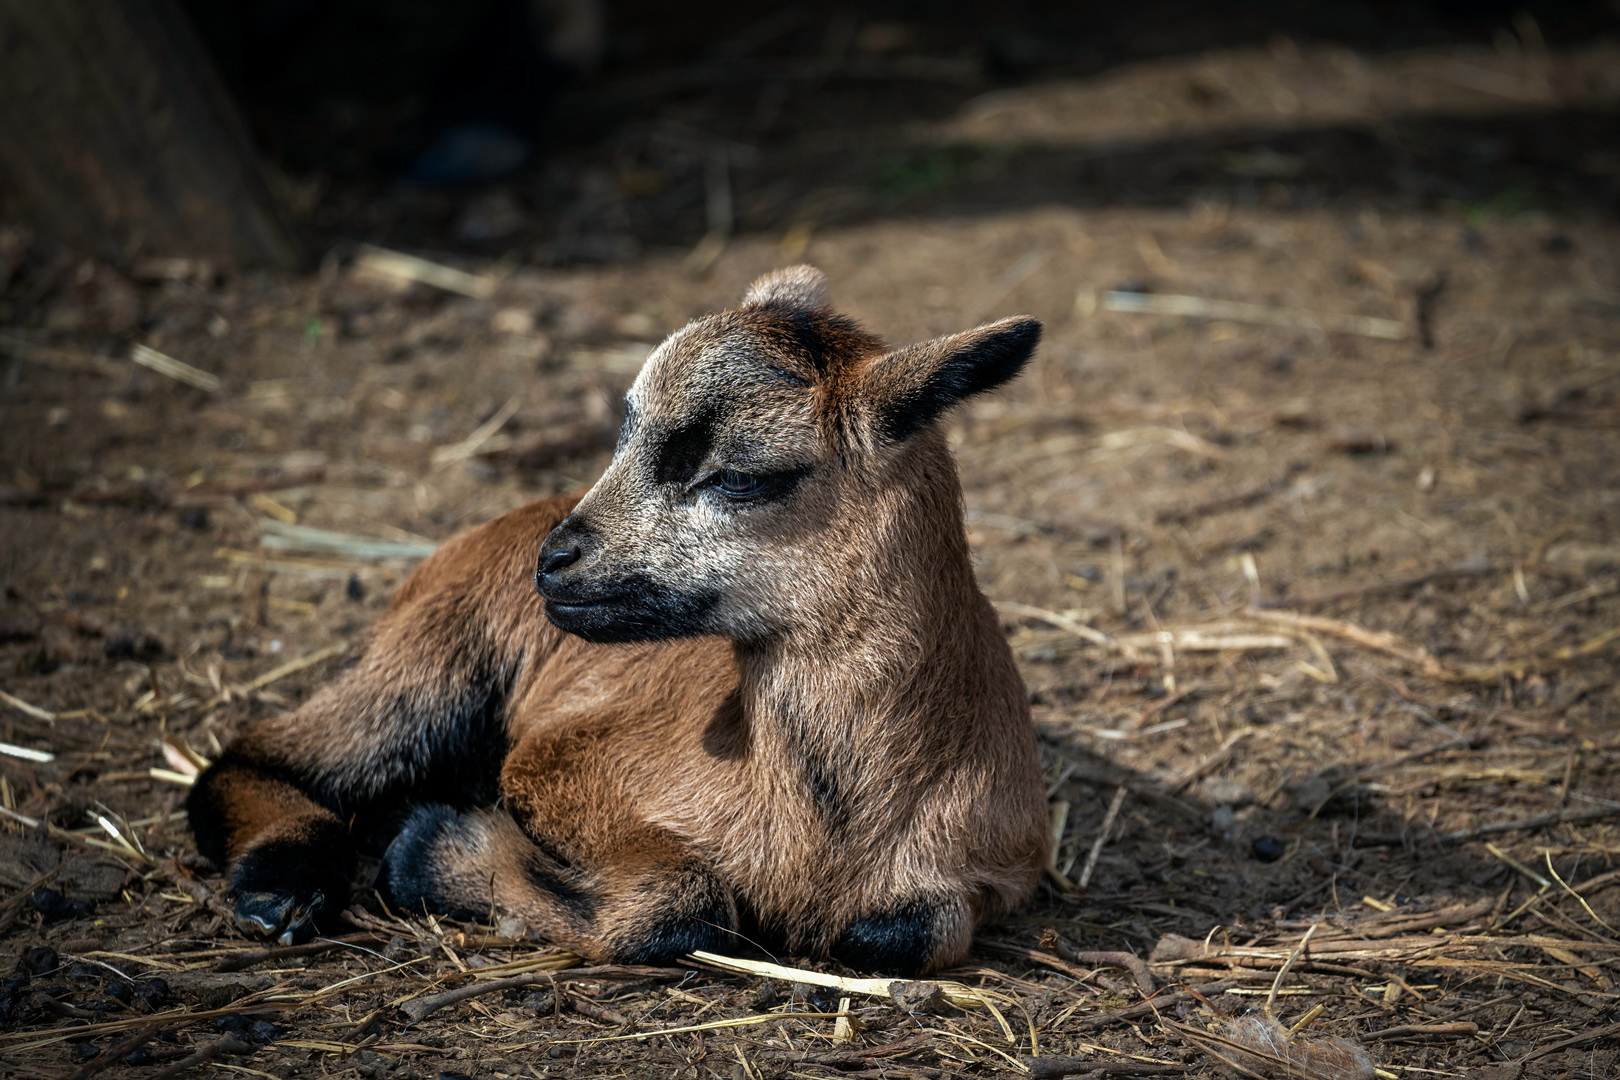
[381,729,740,963]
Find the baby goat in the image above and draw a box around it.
[188,267,1048,974]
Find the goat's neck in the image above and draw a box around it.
[738,436,985,744]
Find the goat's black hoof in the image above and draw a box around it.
[228,831,353,944]
[233,889,328,945]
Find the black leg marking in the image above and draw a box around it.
[228,826,354,945]
[380,804,485,920]
[831,900,937,976]
[609,869,737,965]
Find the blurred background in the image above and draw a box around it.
[3,3,1620,1076]
[1,0,1617,269]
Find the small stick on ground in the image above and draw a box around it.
[1245,609,1452,680]
[1026,1059,1189,1079]
[398,965,686,1022]
[213,932,388,973]
[1077,786,1128,890]
[1353,803,1620,847]
[1072,981,1237,1031]
[1259,562,1497,610]
[1053,944,1156,997]
[145,1036,250,1080]
[1266,923,1319,1017]
[1366,1022,1479,1040]
[63,1021,166,1080]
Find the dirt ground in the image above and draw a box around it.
[3,4,1620,1078]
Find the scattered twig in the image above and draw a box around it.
[1101,291,1407,340]
[0,688,56,722]
[479,423,618,471]
[1365,1021,1478,1040]
[196,641,348,711]
[1259,562,1498,610]
[1514,1019,1620,1063]
[1266,923,1319,1016]
[144,1035,251,1080]
[1050,940,1155,997]
[0,469,324,511]
[257,519,438,560]
[212,932,388,973]
[685,951,1006,1012]
[1078,787,1129,890]
[1244,609,1451,679]
[398,965,682,1022]
[1025,1059,1188,1079]
[355,244,496,298]
[1155,464,1306,525]
[570,993,630,1027]
[431,397,523,466]
[131,345,220,392]
[1072,982,1237,1031]
[1353,803,1620,847]
[62,1021,166,1080]
[0,741,53,762]
[995,601,1121,652]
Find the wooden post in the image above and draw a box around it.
[0,0,300,269]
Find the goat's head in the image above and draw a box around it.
[535,266,1041,644]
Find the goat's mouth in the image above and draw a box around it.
[541,579,720,644]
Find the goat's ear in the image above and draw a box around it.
[860,316,1041,442]
[743,265,828,310]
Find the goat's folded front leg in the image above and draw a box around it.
[188,757,356,944]
[380,802,739,964]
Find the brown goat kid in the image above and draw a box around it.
[188,267,1048,974]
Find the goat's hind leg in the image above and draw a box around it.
[382,799,739,964]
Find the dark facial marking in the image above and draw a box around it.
[652,410,717,486]
[754,303,874,379]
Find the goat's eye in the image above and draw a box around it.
[711,470,767,500]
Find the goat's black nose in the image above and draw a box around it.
[538,546,581,577]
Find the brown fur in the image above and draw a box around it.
[189,267,1049,973]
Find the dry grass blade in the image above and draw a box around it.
[0,740,54,762]
[1243,609,1451,679]
[196,641,349,710]
[1102,290,1407,339]
[131,344,221,391]
[556,1011,847,1044]
[257,519,439,559]
[1266,923,1319,1016]
[0,688,57,722]
[214,547,367,578]
[396,962,672,1022]
[355,244,496,297]
[685,951,1003,1011]
[995,601,1121,651]
[431,397,523,465]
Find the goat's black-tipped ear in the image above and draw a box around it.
[860,317,1040,442]
[743,265,828,310]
